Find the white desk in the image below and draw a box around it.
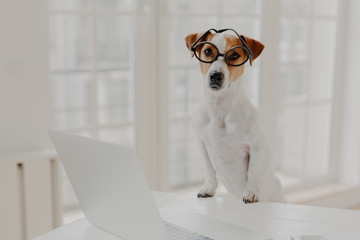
[35,192,360,240]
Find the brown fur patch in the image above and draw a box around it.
[185,33,199,58]
[240,35,265,66]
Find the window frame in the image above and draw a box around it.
[49,2,137,141]
[49,0,346,192]
[260,0,344,191]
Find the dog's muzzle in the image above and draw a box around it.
[209,71,224,90]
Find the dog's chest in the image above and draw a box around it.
[197,114,250,189]
[201,122,250,163]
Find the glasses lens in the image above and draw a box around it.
[194,43,218,63]
[226,47,249,66]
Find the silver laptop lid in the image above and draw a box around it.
[48,129,168,240]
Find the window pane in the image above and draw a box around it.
[222,0,261,15]
[49,0,90,11]
[169,68,203,118]
[98,126,135,147]
[278,64,307,102]
[276,1,337,188]
[220,18,261,40]
[281,0,310,16]
[53,110,92,128]
[52,72,93,128]
[309,20,336,100]
[169,0,217,14]
[306,104,331,178]
[243,64,261,107]
[95,0,136,11]
[169,120,203,187]
[50,15,93,71]
[279,18,308,63]
[97,71,134,124]
[96,16,133,69]
[52,72,92,110]
[276,106,305,180]
[313,0,338,16]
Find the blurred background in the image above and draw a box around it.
[1,0,360,239]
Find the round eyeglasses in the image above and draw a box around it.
[193,42,250,67]
[190,28,253,67]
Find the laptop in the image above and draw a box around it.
[48,129,272,240]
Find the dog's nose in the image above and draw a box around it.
[209,71,224,84]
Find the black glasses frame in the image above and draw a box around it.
[190,28,253,67]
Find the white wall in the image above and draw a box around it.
[0,0,51,153]
[337,0,360,185]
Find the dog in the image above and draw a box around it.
[185,29,285,203]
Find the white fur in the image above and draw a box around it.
[194,33,285,203]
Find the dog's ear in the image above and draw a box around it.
[241,35,265,66]
[185,33,199,58]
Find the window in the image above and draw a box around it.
[49,0,136,148]
[49,0,341,209]
[275,0,338,188]
[49,0,137,217]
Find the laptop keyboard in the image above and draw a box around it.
[163,221,214,240]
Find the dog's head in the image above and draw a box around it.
[185,30,264,91]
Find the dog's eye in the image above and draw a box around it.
[229,52,240,60]
[204,48,213,57]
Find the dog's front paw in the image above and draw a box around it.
[242,190,258,204]
[197,181,217,198]
[197,192,214,198]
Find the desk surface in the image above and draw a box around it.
[35,192,360,240]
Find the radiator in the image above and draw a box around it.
[0,150,62,240]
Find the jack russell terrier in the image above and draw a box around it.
[185,28,285,203]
